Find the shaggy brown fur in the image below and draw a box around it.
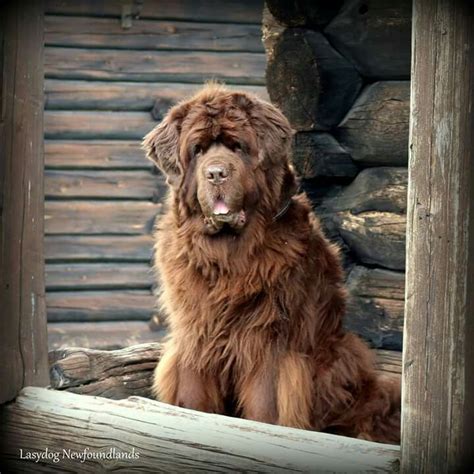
[143,84,400,444]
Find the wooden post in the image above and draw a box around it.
[402,0,474,471]
[0,0,48,403]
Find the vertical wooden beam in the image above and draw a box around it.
[0,0,48,403]
[402,0,474,471]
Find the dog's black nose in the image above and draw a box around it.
[206,164,229,184]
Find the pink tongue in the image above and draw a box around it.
[213,200,230,215]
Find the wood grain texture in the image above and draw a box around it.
[45,201,162,235]
[0,387,400,472]
[334,211,406,271]
[402,0,474,471]
[45,140,152,169]
[324,0,412,79]
[45,111,157,139]
[48,321,164,351]
[49,343,162,398]
[0,0,49,403]
[324,167,408,215]
[45,263,153,290]
[336,82,410,166]
[45,170,166,200]
[266,28,362,130]
[44,47,266,84]
[45,0,264,24]
[45,15,264,52]
[45,80,269,111]
[292,132,358,179]
[266,0,343,28]
[46,290,156,322]
[346,266,405,350]
[48,343,401,400]
[45,235,154,262]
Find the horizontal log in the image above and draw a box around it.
[45,47,266,84]
[324,167,408,214]
[337,82,410,165]
[1,387,399,472]
[49,342,402,400]
[45,235,154,262]
[45,111,156,139]
[48,321,164,351]
[45,16,264,52]
[49,343,162,398]
[266,0,344,27]
[266,28,362,130]
[45,201,162,235]
[44,80,269,111]
[45,170,166,200]
[345,265,405,350]
[45,140,151,169]
[347,265,405,301]
[292,132,358,178]
[45,263,153,290]
[45,0,264,24]
[324,0,411,79]
[346,295,404,350]
[334,211,406,271]
[46,290,156,322]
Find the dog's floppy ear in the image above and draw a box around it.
[246,97,293,166]
[142,102,189,187]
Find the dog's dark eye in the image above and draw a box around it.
[231,142,242,152]
[193,144,202,156]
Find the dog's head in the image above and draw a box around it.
[143,84,296,235]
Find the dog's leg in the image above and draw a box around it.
[152,341,179,404]
[175,365,224,414]
[153,343,224,414]
[237,360,278,424]
[276,351,313,430]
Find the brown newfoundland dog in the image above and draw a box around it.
[143,84,400,444]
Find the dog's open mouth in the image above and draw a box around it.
[204,198,246,235]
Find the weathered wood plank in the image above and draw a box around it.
[324,167,408,215]
[347,265,405,301]
[402,0,474,471]
[49,343,162,398]
[45,235,154,262]
[292,132,358,179]
[45,140,151,169]
[346,265,405,350]
[0,387,399,472]
[334,211,406,271]
[0,0,49,403]
[375,349,402,376]
[48,343,402,400]
[46,290,156,322]
[45,170,166,200]
[45,0,264,24]
[44,80,269,111]
[48,321,164,351]
[45,111,156,139]
[337,82,410,166]
[266,28,362,130]
[45,16,264,52]
[266,0,343,28]
[324,0,412,79]
[44,47,266,84]
[45,201,162,235]
[45,263,153,290]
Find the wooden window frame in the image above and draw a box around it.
[0,0,473,471]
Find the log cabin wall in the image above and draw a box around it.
[263,0,411,352]
[44,0,267,348]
